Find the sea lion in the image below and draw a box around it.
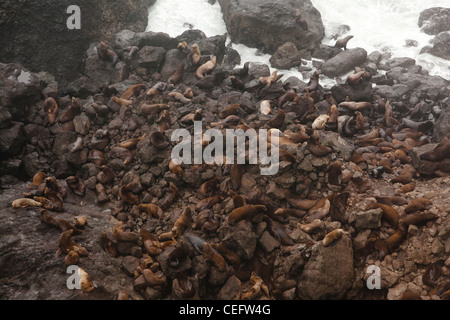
[420,137,450,162]
[203,243,227,272]
[347,70,372,86]
[140,103,170,115]
[172,206,193,238]
[177,41,188,52]
[12,198,42,208]
[169,159,183,175]
[365,202,399,228]
[97,41,118,65]
[112,96,132,107]
[329,192,349,223]
[401,212,437,226]
[259,70,283,87]
[65,176,86,197]
[266,109,286,129]
[59,97,81,123]
[305,198,331,223]
[142,269,166,287]
[386,220,407,253]
[149,131,169,149]
[78,267,95,293]
[119,133,146,150]
[74,216,88,228]
[120,84,146,100]
[168,62,185,85]
[422,260,445,287]
[169,91,191,104]
[228,205,267,225]
[118,184,139,205]
[260,100,273,115]
[323,229,345,246]
[146,82,167,97]
[404,198,432,213]
[109,146,134,165]
[335,35,354,50]
[43,97,58,125]
[64,250,79,266]
[196,56,216,79]
[391,164,416,184]
[395,182,416,194]
[339,101,372,112]
[198,177,220,197]
[241,272,269,300]
[188,44,201,67]
[112,221,140,242]
[312,114,330,130]
[99,232,118,257]
[219,103,239,119]
[305,71,320,92]
[137,203,163,219]
[297,219,323,233]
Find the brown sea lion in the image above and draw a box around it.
[404,198,432,213]
[168,62,185,85]
[120,84,146,100]
[59,97,81,123]
[219,103,239,119]
[259,70,283,87]
[140,103,170,115]
[43,97,58,125]
[228,205,267,224]
[323,229,345,246]
[188,44,201,67]
[335,35,354,50]
[386,220,407,253]
[196,56,216,79]
[97,41,119,65]
[420,137,450,162]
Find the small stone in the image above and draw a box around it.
[259,231,280,253]
[355,208,382,230]
[121,255,140,276]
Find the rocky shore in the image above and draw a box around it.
[0,1,449,300]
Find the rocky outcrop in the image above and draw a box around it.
[0,0,155,86]
[418,7,450,35]
[297,233,354,299]
[320,48,367,77]
[218,0,324,53]
[269,42,303,70]
[422,32,450,61]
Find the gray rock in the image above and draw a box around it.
[218,0,324,53]
[418,7,450,35]
[220,222,258,260]
[428,31,450,60]
[297,233,354,299]
[381,57,416,70]
[312,44,342,61]
[121,255,140,276]
[355,208,382,230]
[73,114,91,135]
[133,46,166,70]
[217,275,242,300]
[258,231,280,253]
[52,131,77,157]
[320,48,367,77]
[269,42,303,70]
[330,81,373,103]
[319,131,355,161]
[0,123,26,157]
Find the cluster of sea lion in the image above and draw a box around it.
[9,36,449,300]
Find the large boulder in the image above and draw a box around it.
[218,0,324,53]
[425,32,450,61]
[320,48,367,77]
[0,0,155,87]
[297,233,354,299]
[269,42,303,70]
[418,7,450,35]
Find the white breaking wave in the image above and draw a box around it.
[146,0,450,87]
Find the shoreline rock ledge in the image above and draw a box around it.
[218,0,325,54]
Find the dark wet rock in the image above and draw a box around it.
[396,73,449,100]
[269,42,303,70]
[373,84,411,101]
[217,275,242,300]
[0,0,153,86]
[297,233,354,299]
[320,48,368,77]
[0,123,26,158]
[312,44,343,61]
[121,255,140,276]
[331,81,373,103]
[355,208,382,230]
[418,7,450,35]
[219,222,258,260]
[0,63,48,121]
[218,0,324,53]
[434,100,450,140]
[425,32,450,60]
[380,57,416,70]
[73,114,91,135]
[132,46,166,70]
[52,131,77,158]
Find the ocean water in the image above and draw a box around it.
[146,0,450,88]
